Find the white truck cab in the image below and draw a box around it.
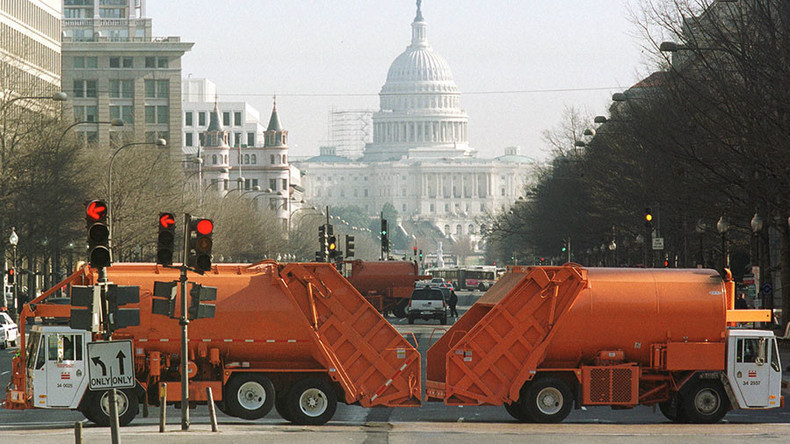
[26,325,92,409]
[726,329,783,409]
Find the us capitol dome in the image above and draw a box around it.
[361,0,474,161]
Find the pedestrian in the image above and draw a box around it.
[448,289,458,317]
[735,292,749,309]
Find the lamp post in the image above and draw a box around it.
[635,234,645,266]
[8,227,18,319]
[56,119,124,151]
[695,219,706,268]
[750,213,764,310]
[107,139,167,252]
[716,216,730,272]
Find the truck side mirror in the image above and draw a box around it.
[756,337,767,366]
[57,335,64,362]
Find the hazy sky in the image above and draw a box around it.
[147,1,653,161]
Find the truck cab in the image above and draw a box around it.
[25,325,92,409]
[726,329,783,409]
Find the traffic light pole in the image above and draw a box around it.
[180,213,190,430]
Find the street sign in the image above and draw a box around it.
[87,340,135,391]
[652,237,665,250]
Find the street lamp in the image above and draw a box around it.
[695,219,706,268]
[56,119,124,151]
[8,227,18,317]
[716,216,730,272]
[635,234,645,266]
[107,139,167,247]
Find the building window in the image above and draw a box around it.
[430,204,435,212]
[212,155,217,165]
[456,225,462,235]
[73,80,97,98]
[109,79,133,98]
[74,105,98,122]
[234,132,241,146]
[247,132,255,146]
[145,57,155,68]
[73,56,97,68]
[244,154,249,164]
[185,112,193,126]
[123,57,133,68]
[402,204,407,212]
[109,105,133,124]
[282,154,286,163]
[501,188,505,196]
[223,112,230,127]
[468,224,475,234]
[402,188,406,196]
[444,224,450,234]
[185,133,193,146]
[282,179,287,190]
[251,154,256,164]
[145,106,169,124]
[158,57,168,68]
[269,179,277,191]
[444,204,449,212]
[364,189,368,197]
[144,79,169,98]
[234,112,242,126]
[198,112,206,126]
[109,57,120,68]
[270,154,275,164]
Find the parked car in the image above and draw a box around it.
[0,311,19,349]
[407,286,448,325]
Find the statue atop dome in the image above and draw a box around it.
[416,0,423,21]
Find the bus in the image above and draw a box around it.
[425,266,505,291]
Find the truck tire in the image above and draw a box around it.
[88,388,138,427]
[658,394,684,423]
[285,377,337,425]
[504,400,530,422]
[478,283,486,291]
[275,390,293,422]
[408,314,415,324]
[521,377,573,423]
[680,381,729,424]
[392,299,409,318]
[226,374,276,420]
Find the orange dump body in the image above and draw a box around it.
[346,260,428,312]
[6,262,421,409]
[426,265,752,407]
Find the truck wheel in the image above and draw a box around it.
[226,374,275,420]
[521,377,573,423]
[408,315,415,324]
[285,378,337,425]
[275,390,294,422]
[680,381,730,424]
[89,389,138,427]
[658,394,684,423]
[392,299,409,318]
[478,283,486,291]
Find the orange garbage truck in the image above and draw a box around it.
[4,261,421,426]
[426,265,782,423]
[345,260,429,318]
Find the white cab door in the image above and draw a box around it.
[732,336,771,407]
[43,333,87,407]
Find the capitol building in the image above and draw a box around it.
[294,2,535,256]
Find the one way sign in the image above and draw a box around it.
[87,340,135,391]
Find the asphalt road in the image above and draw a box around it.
[1,290,789,442]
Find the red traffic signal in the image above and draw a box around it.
[157,213,176,266]
[86,200,108,221]
[6,268,15,285]
[187,217,214,273]
[196,219,213,235]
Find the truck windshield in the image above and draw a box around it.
[25,331,40,369]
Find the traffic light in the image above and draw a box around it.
[106,284,141,331]
[644,207,653,228]
[345,235,355,258]
[381,219,389,256]
[664,255,670,268]
[413,246,418,256]
[561,240,567,253]
[151,280,177,318]
[70,285,100,331]
[157,213,176,266]
[318,225,328,261]
[6,268,14,285]
[328,235,338,260]
[86,200,111,268]
[419,249,423,260]
[188,283,217,320]
[187,217,214,273]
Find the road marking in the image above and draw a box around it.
[1,371,9,375]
